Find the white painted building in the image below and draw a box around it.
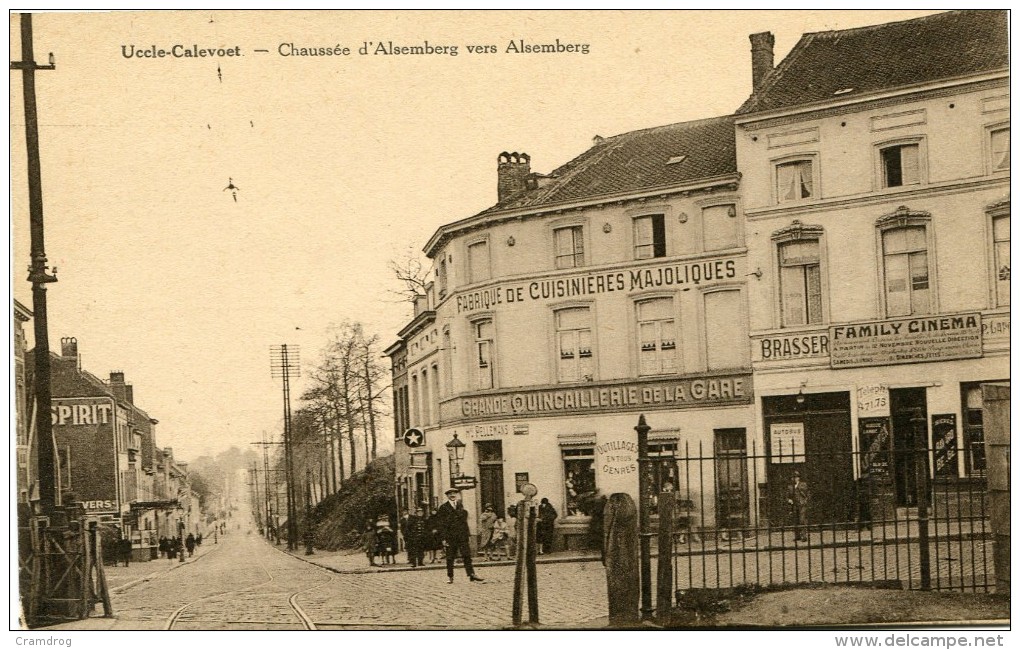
[736,10,1008,523]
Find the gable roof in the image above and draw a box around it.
[737,10,1009,116]
[479,115,737,217]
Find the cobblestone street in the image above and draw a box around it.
[62,523,607,630]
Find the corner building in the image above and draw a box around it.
[736,11,1009,525]
[391,118,758,549]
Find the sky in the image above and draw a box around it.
[9,9,947,463]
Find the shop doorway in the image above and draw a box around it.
[476,441,505,517]
[890,387,928,508]
[714,429,749,532]
[763,392,854,525]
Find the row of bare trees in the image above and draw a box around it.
[265,321,390,520]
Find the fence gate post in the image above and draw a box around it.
[983,383,1010,595]
[912,415,932,590]
[656,490,675,617]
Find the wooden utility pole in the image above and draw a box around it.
[11,12,58,511]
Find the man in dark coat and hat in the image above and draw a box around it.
[434,488,484,584]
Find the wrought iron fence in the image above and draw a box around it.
[662,441,996,594]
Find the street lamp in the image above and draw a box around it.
[445,433,466,483]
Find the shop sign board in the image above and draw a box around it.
[452,476,477,490]
[442,373,752,423]
[514,472,530,492]
[932,414,958,477]
[596,438,638,495]
[856,385,890,418]
[859,418,891,476]
[753,330,830,363]
[769,423,805,463]
[829,313,982,369]
[981,313,1010,348]
[455,257,741,315]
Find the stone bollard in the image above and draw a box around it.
[604,492,639,627]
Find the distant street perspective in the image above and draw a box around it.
[13,10,1010,631]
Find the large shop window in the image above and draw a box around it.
[556,307,594,382]
[962,385,987,475]
[779,239,823,326]
[562,446,596,516]
[992,213,1010,306]
[702,204,739,251]
[989,126,1010,172]
[474,319,495,389]
[554,225,585,269]
[634,214,667,260]
[467,239,490,283]
[704,289,748,370]
[882,224,931,317]
[637,297,677,376]
[775,159,814,203]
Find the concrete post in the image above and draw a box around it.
[604,492,639,627]
[982,383,1010,595]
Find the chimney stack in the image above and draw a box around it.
[497,151,531,202]
[60,336,79,367]
[109,371,125,385]
[750,31,775,92]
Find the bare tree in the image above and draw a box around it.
[358,331,390,461]
[387,243,431,304]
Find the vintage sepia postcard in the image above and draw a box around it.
[9,8,1010,643]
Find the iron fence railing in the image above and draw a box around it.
[661,441,996,594]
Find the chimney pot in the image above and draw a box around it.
[749,31,775,92]
[497,151,531,202]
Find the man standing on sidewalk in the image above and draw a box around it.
[435,488,484,584]
[787,471,809,542]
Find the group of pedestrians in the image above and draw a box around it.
[158,532,202,561]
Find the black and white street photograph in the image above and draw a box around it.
[8,7,1011,643]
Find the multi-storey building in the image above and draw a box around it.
[14,300,33,505]
[389,9,1008,547]
[736,10,1009,523]
[25,337,194,560]
[391,117,756,548]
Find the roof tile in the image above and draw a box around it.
[737,10,1009,115]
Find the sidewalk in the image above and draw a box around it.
[35,539,221,631]
[278,544,601,574]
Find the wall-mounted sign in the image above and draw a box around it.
[754,331,830,362]
[982,313,1010,347]
[82,499,117,512]
[830,313,982,369]
[515,472,530,492]
[769,423,805,463]
[442,373,752,423]
[932,414,958,477]
[513,423,530,436]
[455,257,741,314]
[856,385,890,418]
[51,399,114,426]
[452,475,477,490]
[403,428,425,448]
[859,418,891,476]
